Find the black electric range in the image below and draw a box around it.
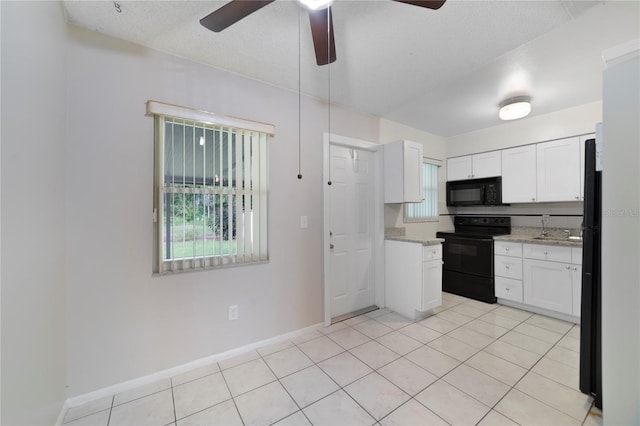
[436,216,511,303]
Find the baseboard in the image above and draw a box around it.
[497,299,580,324]
[64,322,323,410]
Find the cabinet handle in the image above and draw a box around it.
[566,266,571,270]
[505,265,510,269]
[573,267,578,271]
[531,198,536,201]
[330,244,335,249]
[575,196,580,200]
[505,247,510,252]
[544,251,548,255]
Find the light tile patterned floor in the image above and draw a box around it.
[63,293,604,426]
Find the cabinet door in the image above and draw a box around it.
[537,137,581,202]
[384,140,423,203]
[385,240,422,319]
[572,264,582,316]
[579,133,595,200]
[472,151,501,179]
[422,259,442,311]
[502,145,537,203]
[447,156,473,181]
[404,141,424,202]
[523,259,573,315]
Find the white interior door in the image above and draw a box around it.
[328,144,376,318]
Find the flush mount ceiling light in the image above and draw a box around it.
[499,96,532,121]
[299,0,333,10]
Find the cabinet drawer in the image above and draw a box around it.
[423,244,442,261]
[495,277,523,303]
[494,255,523,280]
[572,247,583,265]
[523,244,572,263]
[494,241,522,257]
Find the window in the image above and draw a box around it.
[404,160,439,222]
[148,101,273,273]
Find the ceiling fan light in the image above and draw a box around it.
[299,0,333,10]
[499,96,532,121]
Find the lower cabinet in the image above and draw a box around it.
[523,258,574,315]
[494,241,582,320]
[385,240,443,319]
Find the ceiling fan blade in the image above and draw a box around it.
[309,7,336,66]
[392,0,446,10]
[200,0,275,32]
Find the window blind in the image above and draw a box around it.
[151,105,270,274]
[405,161,439,222]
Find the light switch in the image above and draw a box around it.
[300,215,308,229]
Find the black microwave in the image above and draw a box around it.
[446,177,503,206]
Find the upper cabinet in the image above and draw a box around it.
[446,132,594,203]
[502,145,537,203]
[536,137,581,202]
[384,140,424,203]
[447,151,501,181]
[579,133,596,200]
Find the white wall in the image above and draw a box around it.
[1,2,68,424]
[63,26,379,397]
[379,119,453,237]
[446,101,602,157]
[601,48,640,424]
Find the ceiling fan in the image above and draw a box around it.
[200,0,446,66]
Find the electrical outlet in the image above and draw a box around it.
[542,214,550,224]
[228,305,238,321]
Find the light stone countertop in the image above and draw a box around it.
[385,235,444,246]
[494,226,583,248]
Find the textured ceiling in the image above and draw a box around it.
[62,0,640,137]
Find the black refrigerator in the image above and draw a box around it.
[580,137,602,409]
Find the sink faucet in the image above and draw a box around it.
[563,229,571,238]
[541,217,548,237]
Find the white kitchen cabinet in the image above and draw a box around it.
[523,258,574,315]
[572,263,582,317]
[494,241,523,303]
[447,156,473,181]
[496,276,524,303]
[522,243,581,316]
[536,137,581,202]
[447,151,501,181]
[494,241,523,257]
[472,151,502,179]
[385,240,442,319]
[579,133,595,200]
[495,255,523,280]
[523,243,572,263]
[384,140,424,203]
[502,145,537,203]
[572,247,583,316]
[422,257,443,311]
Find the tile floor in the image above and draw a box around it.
[63,293,604,426]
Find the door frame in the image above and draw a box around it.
[322,133,385,326]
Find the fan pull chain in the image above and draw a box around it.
[297,4,303,180]
[327,6,332,186]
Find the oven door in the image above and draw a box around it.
[441,235,494,277]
